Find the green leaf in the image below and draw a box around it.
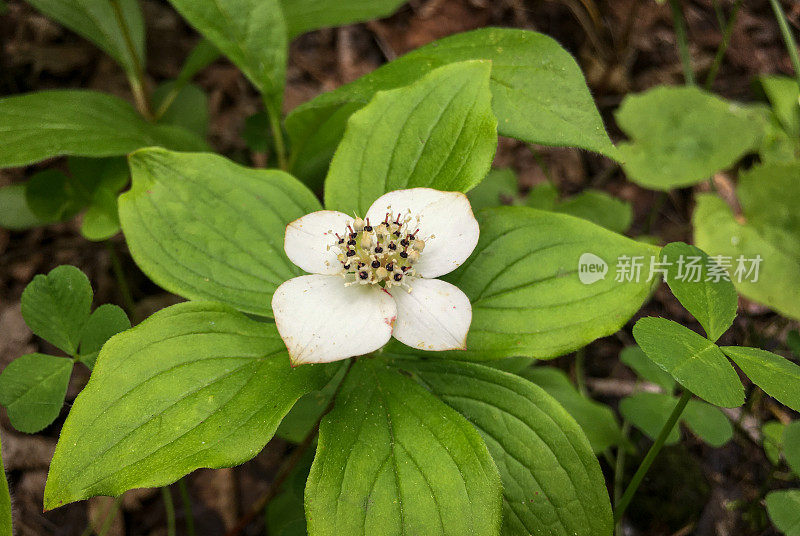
[0,184,45,230]
[738,162,800,243]
[619,345,676,393]
[721,346,800,412]
[442,206,659,360]
[324,61,497,214]
[693,194,800,320]
[661,242,738,342]
[616,86,761,190]
[788,330,800,357]
[119,148,321,317]
[165,0,286,111]
[77,304,130,370]
[467,168,518,211]
[0,90,207,168]
[306,359,502,536]
[762,421,785,465]
[0,432,10,536]
[25,169,83,222]
[682,398,733,447]
[266,448,313,536]
[783,421,800,478]
[759,75,800,136]
[521,366,623,453]
[242,111,271,153]
[21,265,93,355]
[152,82,209,137]
[525,182,558,210]
[619,392,681,445]
[0,353,73,434]
[80,188,121,241]
[275,362,348,443]
[553,189,633,234]
[632,317,743,407]
[766,490,800,536]
[620,392,732,447]
[403,359,613,536]
[44,301,327,510]
[25,0,145,77]
[177,39,220,85]
[287,28,617,183]
[279,0,406,38]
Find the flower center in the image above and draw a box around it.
[330,211,426,289]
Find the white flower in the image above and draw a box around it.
[272,188,479,365]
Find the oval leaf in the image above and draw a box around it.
[783,421,800,479]
[403,360,613,536]
[165,0,286,111]
[661,242,738,342]
[324,60,497,215]
[305,359,502,536]
[632,317,743,407]
[21,265,92,355]
[0,433,11,536]
[0,90,207,168]
[694,194,800,321]
[287,28,617,183]
[78,304,131,370]
[0,354,73,434]
[280,0,406,38]
[119,148,321,317]
[766,490,800,536]
[521,366,623,454]
[616,86,761,190]
[44,301,327,510]
[439,206,658,360]
[26,0,145,76]
[721,346,800,413]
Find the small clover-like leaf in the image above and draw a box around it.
[620,392,732,447]
[21,265,93,355]
[766,490,800,536]
[620,345,676,393]
[616,86,761,190]
[25,169,82,223]
[762,421,786,466]
[0,432,11,535]
[694,194,800,321]
[721,346,800,413]
[782,421,800,479]
[0,353,73,434]
[661,242,738,342]
[78,304,131,370]
[632,317,743,407]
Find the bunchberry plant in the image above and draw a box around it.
[2,0,800,535]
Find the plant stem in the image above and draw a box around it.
[178,478,197,536]
[105,241,136,323]
[769,0,800,87]
[613,389,692,523]
[668,0,695,85]
[613,421,631,536]
[162,487,176,536]
[80,496,123,536]
[225,360,353,536]
[265,99,288,170]
[109,0,152,119]
[574,348,587,397]
[705,0,742,90]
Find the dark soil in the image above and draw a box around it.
[1,0,799,535]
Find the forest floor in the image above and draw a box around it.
[1,0,799,534]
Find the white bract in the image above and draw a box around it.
[273,188,479,365]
